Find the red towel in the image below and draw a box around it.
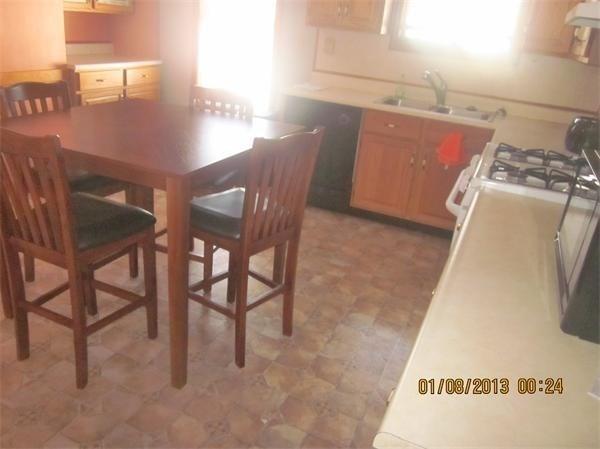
[437,132,465,166]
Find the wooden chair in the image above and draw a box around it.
[190,86,253,119]
[0,129,158,388]
[155,86,254,280]
[187,127,324,367]
[2,81,141,282]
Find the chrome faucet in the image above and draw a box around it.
[422,70,447,108]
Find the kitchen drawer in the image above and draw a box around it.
[126,66,160,86]
[79,70,124,91]
[126,86,160,101]
[363,110,423,141]
[81,91,123,106]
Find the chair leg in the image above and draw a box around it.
[82,270,98,316]
[125,188,140,279]
[273,244,286,284]
[143,234,158,340]
[67,271,88,389]
[128,246,139,278]
[203,241,213,294]
[0,244,14,319]
[282,238,300,337]
[234,256,249,368]
[23,254,34,282]
[226,255,236,304]
[5,246,29,359]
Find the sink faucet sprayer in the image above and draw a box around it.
[422,70,447,107]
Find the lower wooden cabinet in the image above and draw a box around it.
[352,134,417,217]
[352,110,494,230]
[68,64,160,106]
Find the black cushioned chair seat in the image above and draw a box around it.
[190,188,245,240]
[68,169,123,194]
[73,192,156,251]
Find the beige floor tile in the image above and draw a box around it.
[1,198,449,449]
[127,403,180,435]
[167,413,209,448]
[258,424,305,449]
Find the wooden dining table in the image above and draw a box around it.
[1,99,304,387]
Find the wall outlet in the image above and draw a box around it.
[324,37,335,55]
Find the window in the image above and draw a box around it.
[196,0,277,115]
[392,0,524,55]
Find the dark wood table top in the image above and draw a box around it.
[1,99,304,180]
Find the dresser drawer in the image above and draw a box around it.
[79,70,124,91]
[363,110,423,141]
[126,66,160,86]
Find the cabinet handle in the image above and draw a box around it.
[141,74,147,78]
[344,3,349,15]
[96,79,104,82]
[385,123,396,128]
[421,158,427,170]
[409,153,415,166]
[337,3,342,15]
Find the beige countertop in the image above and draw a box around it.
[373,188,599,449]
[283,85,570,150]
[64,55,162,72]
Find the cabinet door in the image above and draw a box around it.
[64,0,93,11]
[408,121,494,230]
[351,133,417,218]
[523,0,578,56]
[306,1,341,27]
[342,0,387,33]
[93,0,133,14]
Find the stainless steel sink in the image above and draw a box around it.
[377,96,432,111]
[376,96,496,122]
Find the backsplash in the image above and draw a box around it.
[313,28,600,121]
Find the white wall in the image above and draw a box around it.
[159,0,198,105]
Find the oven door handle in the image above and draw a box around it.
[446,155,480,217]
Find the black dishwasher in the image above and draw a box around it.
[283,96,362,212]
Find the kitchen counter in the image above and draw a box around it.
[373,188,599,449]
[283,85,570,150]
[64,55,162,72]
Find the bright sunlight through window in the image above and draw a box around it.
[196,0,277,115]
[401,0,523,54]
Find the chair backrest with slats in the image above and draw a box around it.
[190,86,253,120]
[0,129,75,257]
[240,127,324,249]
[3,81,71,118]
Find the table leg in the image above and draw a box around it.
[166,176,191,388]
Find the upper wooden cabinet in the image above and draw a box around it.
[522,0,578,56]
[64,0,133,14]
[306,0,392,33]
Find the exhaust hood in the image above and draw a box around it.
[565,2,600,28]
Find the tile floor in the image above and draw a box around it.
[0,192,450,449]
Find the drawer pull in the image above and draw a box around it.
[96,79,104,82]
[409,153,415,166]
[141,74,147,78]
[385,123,396,128]
[422,159,427,170]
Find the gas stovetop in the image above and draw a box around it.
[474,143,599,201]
[494,142,589,173]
